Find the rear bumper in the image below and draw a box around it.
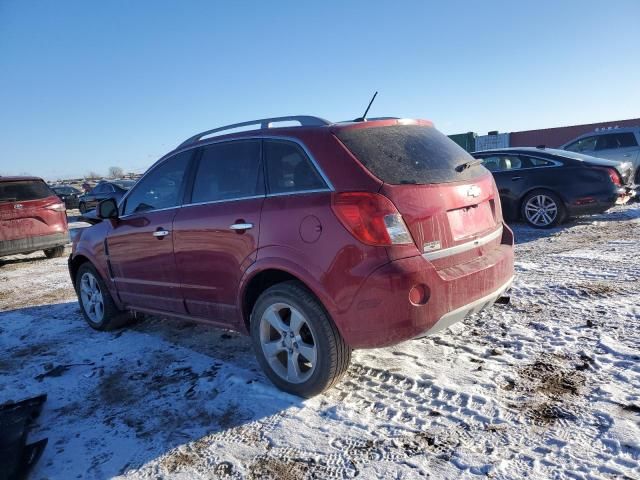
[617,185,637,204]
[420,275,513,336]
[333,226,515,349]
[0,232,68,258]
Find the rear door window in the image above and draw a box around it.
[191,140,263,203]
[336,125,486,184]
[0,180,54,203]
[264,140,327,194]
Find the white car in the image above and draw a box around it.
[562,127,640,183]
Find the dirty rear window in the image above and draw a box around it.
[336,125,486,184]
[0,180,54,203]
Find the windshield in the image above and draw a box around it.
[336,125,486,184]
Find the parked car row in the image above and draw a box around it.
[3,115,636,398]
[77,180,136,213]
[51,185,81,209]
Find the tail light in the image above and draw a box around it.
[600,167,621,186]
[46,203,66,212]
[331,192,413,246]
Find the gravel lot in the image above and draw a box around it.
[1,205,639,479]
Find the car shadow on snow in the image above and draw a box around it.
[0,302,303,479]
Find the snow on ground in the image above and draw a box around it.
[1,205,639,479]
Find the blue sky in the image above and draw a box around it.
[1,0,639,179]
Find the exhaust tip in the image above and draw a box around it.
[495,295,510,305]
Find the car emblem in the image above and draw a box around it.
[14,204,23,209]
[466,185,481,198]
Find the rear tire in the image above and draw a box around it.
[43,246,65,258]
[75,262,131,331]
[250,281,351,397]
[521,190,566,228]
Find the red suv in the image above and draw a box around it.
[69,116,514,396]
[1,177,68,260]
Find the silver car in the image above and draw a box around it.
[562,127,640,183]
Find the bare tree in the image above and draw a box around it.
[108,166,124,178]
[86,171,101,180]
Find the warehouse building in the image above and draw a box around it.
[449,117,640,152]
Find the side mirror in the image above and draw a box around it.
[97,198,119,220]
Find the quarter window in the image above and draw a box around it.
[191,140,263,204]
[264,140,327,194]
[123,151,190,215]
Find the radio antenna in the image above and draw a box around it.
[355,91,378,122]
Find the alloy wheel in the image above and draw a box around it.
[259,302,317,384]
[524,194,558,227]
[79,272,104,323]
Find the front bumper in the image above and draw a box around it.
[616,185,638,204]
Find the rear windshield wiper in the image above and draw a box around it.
[455,159,483,172]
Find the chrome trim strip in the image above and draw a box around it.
[422,225,503,261]
[266,188,332,198]
[118,205,180,220]
[182,195,265,208]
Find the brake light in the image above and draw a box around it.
[602,167,621,186]
[331,192,413,246]
[46,203,66,212]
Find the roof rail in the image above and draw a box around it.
[177,115,331,149]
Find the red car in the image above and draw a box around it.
[1,176,68,260]
[69,116,514,396]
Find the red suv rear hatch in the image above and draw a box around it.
[0,179,68,243]
[334,122,504,268]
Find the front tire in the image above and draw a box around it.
[43,246,65,258]
[521,190,566,228]
[250,281,351,397]
[75,262,130,330]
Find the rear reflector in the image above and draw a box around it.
[331,192,413,246]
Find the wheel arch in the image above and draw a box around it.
[238,260,337,335]
[69,254,91,289]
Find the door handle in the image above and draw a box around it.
[230,223,253,230]
[511,176,522,181]
[623,154,631,157]
[152,229,170,238]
